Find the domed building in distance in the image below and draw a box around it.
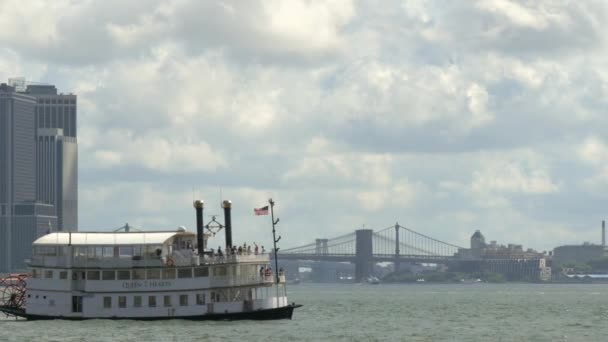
[453,230,551,281]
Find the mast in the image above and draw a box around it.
[269,198,281,307]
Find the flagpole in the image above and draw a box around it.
[269,198,281,308]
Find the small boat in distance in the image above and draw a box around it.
[366,276,380,285]
[0,199,301,320]
[286,278,301,285]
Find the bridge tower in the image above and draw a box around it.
[315,239,329,255]
[355,229,373,282]
[394,223,400,272]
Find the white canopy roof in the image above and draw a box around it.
[33,231,197,246]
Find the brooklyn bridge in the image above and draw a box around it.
[276,223,551,282]
[277,223,465,282]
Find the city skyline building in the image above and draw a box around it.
[0,83,58,272]
[36,128,77,231]
[28,84,78,232]
[0,80,77,273]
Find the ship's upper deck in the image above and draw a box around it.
[28,230,269,269]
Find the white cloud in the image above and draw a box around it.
[475,0,550,30]
[91,133,227,173]
[471,152,559,195]
[579,136,608,165]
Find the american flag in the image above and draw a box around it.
[254,205,269,216]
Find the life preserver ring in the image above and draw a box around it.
[166,258,175,267]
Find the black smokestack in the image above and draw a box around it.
[223,200,233,248]
[194,200,204,255]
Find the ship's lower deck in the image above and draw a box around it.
[23,285,290,319]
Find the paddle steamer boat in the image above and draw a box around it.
[0,200,300,320]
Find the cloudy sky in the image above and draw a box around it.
[2,0,608,252]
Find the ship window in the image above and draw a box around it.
[119,246,133,258]
[32,269,39,278]
[74,247,86,258]
[179,295,188,306]
[103,297,111,309]
[118,296,127,308]
[146,269,161,279]
[216,293,221,302]
[133,246,143,259]
[145,245,163,259]
[194,267,209,278]
[45,270,54,279]
[87,246,99,259]
[163,295,172,307]
[178,268,192,279]
[59,271,68,279]
[213,266,227,277]
[132,269,145,280]
[37,246,58,256]
[134,296,142,308]
[162,268,175,279]
[196,294,206,305]
[86,271,100,280]
[102,270,116,280]
[148,296,156,308]
[102,247,114,258]
[117,270,131,280]
[210,292,215,302]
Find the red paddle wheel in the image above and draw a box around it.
[0,274,27,310]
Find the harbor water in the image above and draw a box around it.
[2,283,608,341]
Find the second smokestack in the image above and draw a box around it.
[194,200,204,255]
[223,200,233,248]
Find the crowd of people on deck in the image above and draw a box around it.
[202,243,284,278]
[208,243,266,258]
[259,266,284,277]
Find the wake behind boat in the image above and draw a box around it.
[0,199,301,320]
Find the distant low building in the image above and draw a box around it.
[553,244,607,267]
[454,230,551,281]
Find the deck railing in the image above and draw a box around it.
[29,252,270,269]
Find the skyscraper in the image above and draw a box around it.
[0,83,58,273]
[27,84,78,232]
[0,80,77,273]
